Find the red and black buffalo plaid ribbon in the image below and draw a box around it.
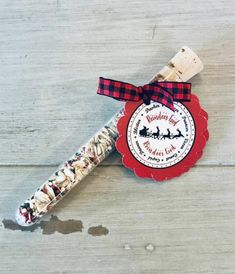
[97,77,191,111]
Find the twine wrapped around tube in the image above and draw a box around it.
[16,46,203,226]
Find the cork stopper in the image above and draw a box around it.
[151,46,203,82]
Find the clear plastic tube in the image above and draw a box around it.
[16,46,203,226]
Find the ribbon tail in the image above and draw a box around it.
[97,77,141,102]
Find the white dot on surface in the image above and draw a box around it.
[145,243,155,252]
[123,243,132,250]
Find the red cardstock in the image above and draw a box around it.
[116,94,208,181]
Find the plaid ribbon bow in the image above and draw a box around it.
[97,77,191,111]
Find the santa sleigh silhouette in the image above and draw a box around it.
[139,126,184,140]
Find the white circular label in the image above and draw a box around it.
[127,101,195,168]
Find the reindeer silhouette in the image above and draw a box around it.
[172,129,184,139]
[162,129,171,140]
[139,126,149,137]
[152,126,160,139]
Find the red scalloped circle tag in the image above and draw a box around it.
[116,94,208,181]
